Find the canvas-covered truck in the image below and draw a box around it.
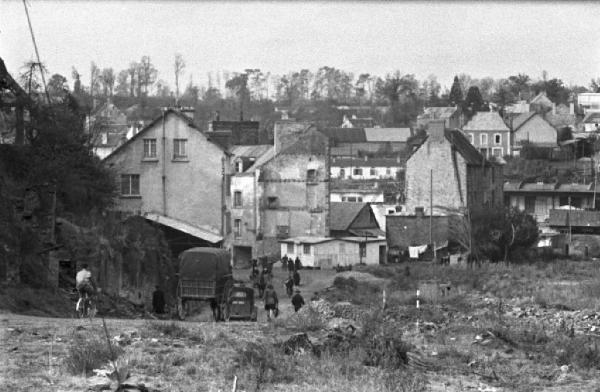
[176,247,233,321]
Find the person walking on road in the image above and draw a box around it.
[294,256,302,271]
[263,284,279,320]
[291,290,305,312]
[293,269,301,286]
[284,274,294,297]
[287,257,294,273]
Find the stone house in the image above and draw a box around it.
[227,144,274,265]
[509,112,558,153]
[416,106,463,130]
[257,127,330,257]
[404,120,503,216]
[104,109,230,249]
[462,111,512,158]
[330,156,404,180]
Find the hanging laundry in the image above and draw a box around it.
[408,244,428,259]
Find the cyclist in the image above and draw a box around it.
[76,264,96,314]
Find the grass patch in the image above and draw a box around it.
[144,321,193,339]
[63,331,124,375]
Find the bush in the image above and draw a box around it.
[289,306,327,332]
[553,336,600,369]
[231,342,294,391]
[63,332,124,375]
[359,311,412,369]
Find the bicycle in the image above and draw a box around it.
[76,292,97,319]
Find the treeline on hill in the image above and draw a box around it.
[21,56,599,131]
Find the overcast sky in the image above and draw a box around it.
[2,1,599,91]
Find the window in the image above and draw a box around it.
[359,243,366,258]
[469,133,475,144]
[234,219,242,238]
[277,225,290,238]
[173,139,187,158]
[494,133,501,145]
[339,243,345,253]
[353,168,363,176]
[303,244,311,255]
[307,169,317,182]
[525,196,535,213]
[143,139,157,159]
[370,168,376,176]
[386,168,391,175]
[357,197,363,202]
[236,160,244,173]
[347,196,357,202]
[120,174,140,196]
[267,197,279,209]
[339,168,345,178]
[480,134,488,145]
[287,243,294,254]
[233,191,242,207]
[492,147,503,157]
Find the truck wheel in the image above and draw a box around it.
[177,298,186,320]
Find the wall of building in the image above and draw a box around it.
[330,192,384,203]
[405,136,468,215]
[105,113,227,235]
[228,174,257,251]
[514,116,557,146]
[330,165,402,180]
[386,215,451,249]
[466,164,504,209]
[464,130,511,158]
[280,239,385,268]
[259,151,329,257]
[507,193,595,222]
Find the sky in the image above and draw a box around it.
[1,1,600,91]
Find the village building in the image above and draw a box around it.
[278,236,387,268]
[578,93,600,114]
[330,188,384,203]
[329,202,382,237]
[103,109,230,252]
[404,120,504,216]
[254,124,331,258]
[206,118,260,148]
[330,156,403,180]
[529,91,555,114]
[504,181,599,223]
[227,144,274,265]
[319,127,409,157]
[509,112,558,153]
[582,112,600,133]
[462,111,512,159]
[416,106,463,130]
[340,114,375,128]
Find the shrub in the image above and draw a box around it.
[553,336,600,369]
[63,332,124,375]
[359,311,412,369]
[288,306,327,332]
[231,342,294,391]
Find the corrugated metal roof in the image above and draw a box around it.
[364,128,412,142]
[144,213,223,243]
[463,112,510,132]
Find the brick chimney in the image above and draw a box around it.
[427,120,446,142]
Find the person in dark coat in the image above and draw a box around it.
[258,271,266,297]
[294,256,302,271]
[263,284,279,320]
[284,274,294,297]
[287,258,294,273]
[293,270,300,286]
[291,290,305,312]
[281,254,289,269]
[152,286,165,314]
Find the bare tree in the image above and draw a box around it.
[89,62,100,97]
[100,68,115,97]
[174,53,185,101]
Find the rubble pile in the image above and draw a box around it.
[332,301,370,324]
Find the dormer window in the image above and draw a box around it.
[236,160,244,173]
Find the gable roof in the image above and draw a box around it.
[511,112,537,131]
[418,107,458,120]
[319,127,367,143]
[364,128,412,142]
[229,144,272,159]
[463,112,510,132]
[330,202,369,231]
[530,92,554,106]
[409,129,488,166]
[103,109,227,161]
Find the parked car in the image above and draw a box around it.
[224,284,258,322]
[177,247,233,321]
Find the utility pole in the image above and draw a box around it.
[429,169,433,246]
[50,182,57,245]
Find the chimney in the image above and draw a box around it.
[427,120,446,142]
[415,206,424,218]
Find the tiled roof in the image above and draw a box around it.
[418,107,457,120]
[549,209,600,227]
[529,92,553,106]
[511,112,537,131]
[245,146,275,172]
[364,128,412,142]
[331,142,406,156]
[330,202,369,231]
[229,144,272,158]
[463,112,510,132]
[545,112,578,129]
[445,129,487,165]
[318,127,367,143]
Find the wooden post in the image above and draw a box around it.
[232,375,238,392]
